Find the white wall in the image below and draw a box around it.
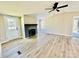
[24,15,37,24]
[0,15,6,41]
[42,12,79,36]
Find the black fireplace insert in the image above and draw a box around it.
[24,24,37,38]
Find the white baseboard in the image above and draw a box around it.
[43,32,72,37]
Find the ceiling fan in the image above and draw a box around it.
[45,2,68,13]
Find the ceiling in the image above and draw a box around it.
[0,1,79,16]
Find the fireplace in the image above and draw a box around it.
[24,24,37,38]
[29,29,36,37]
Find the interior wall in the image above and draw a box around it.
[0,15,5,41]
[24,15,37,24]
[17,17,23,38]
[42,12,79,36]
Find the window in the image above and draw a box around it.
[73,17,79,33]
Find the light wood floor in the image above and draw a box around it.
[1,34,79,58]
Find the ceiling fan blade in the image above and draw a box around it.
[45,8,52,10]
[57,5,68,9]
[54,2,58,6]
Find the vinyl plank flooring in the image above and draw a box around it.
[1,34,79,58]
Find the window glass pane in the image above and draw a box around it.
[73,17,79,33]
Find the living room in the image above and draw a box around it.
[0,1,79,58]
